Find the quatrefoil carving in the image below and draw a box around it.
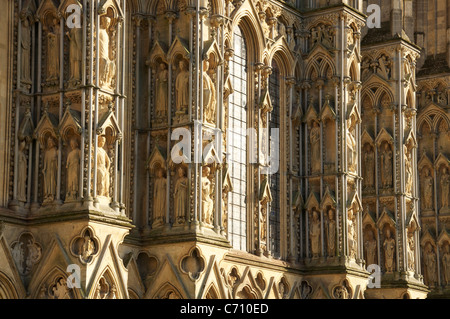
[70,228,99,264]
[180,247,205,281]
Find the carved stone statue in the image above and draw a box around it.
[176,60,189,112]
[441,167,450,210]
[43,137,58,204]
[424,243,437,287]
[81,235,95,261]
[326,209,336,257]
[407,234,415,271]
[174,166,188,224]
[11,242,24,274]
[310,121,320,173]
[155,63,168,118]
[202,166,214,225]
[46,19,60,81]
[363,144,374,189]
[99,17,115,87]
[66,138,81,200]
[311,27,319,46]
[364,229,377,266]
[348,209,357,259]
[25,239,41,274]
[347,119,357,172]
[405,147,413,194]
[52,278,70,299]
[203,60,216,124]
[153,167,167,225]
[17,140,28,202]
[21,18,31,82]
[383,228,395,272]
[378,55,392,79]
[309,209,321,258]
[422,168,433,210]
[97,136,110,197]
[442,244,450,286]
[66,26,82,81]
[381,143,393,188]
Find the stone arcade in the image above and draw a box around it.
[0,0,449,299]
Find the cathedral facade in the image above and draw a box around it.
[0,0,449,299]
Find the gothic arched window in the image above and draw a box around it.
[228,26,248,251]
[269,60,281,258]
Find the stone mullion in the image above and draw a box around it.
[56,15,64,205]
[287,77,295,261]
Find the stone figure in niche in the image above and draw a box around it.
[202,166,214,225]
[347,209,357,259]
[442,244,450,286]
[25,239,41,274]
[99,17,115,87]
[378,55,392,79]
[422,168,433,210]
[81,235,95,261]
[310,121,320,173]
[407,234,415,271]
[155,63,168,118]
[347,119,357,172]
[309,209,321,258]
[404,147,413,194]
[66,138,81,200]
[380,143,393,188]
[153,167,167,225]
[43,137,58,204]
[17,140,28,202]
[364,229,377,266]
[11,242,24,274]
[326,209,336,257]
[176,60,190,113]
[363,144,374,188]
[424,243,437,287]
[311,27,319,46]
[97,136,110,197]
[383,228,395,272]
[203,59,216,124]
[47,18,60,81]
[66,26,82,81]
[21,18,31,82]
[174,166,188,224]
[52,278,70,299]
[441,167,450,210]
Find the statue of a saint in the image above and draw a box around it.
[310,121,320,173]
[309,209,320,258]
[175,60,189,112]
[326,209,336,257]
[66,26,82,81]
[422,168,433,210]
[99,17,115,87]
[202,60,216,124]
[174,166,188,224]
[202,166,214,225]
[155,63,168,118]
[348,209,357,259]
[381,143,393,188]
[17,140,28,202]
[21,19,31,82]
[441,167,450,209]
[96,136,110,197]
[153,167,167,225]
[47,19,60,80]
[442,244,450,286]
[407,234,415,271]
[363,144,374,188]
[364,229,377,266]
[66,139,81,200]
[43,137,58,204]
[424,243,437,287]
[383,228,395,272]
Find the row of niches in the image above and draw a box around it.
[18,1,121,93]
[144,137,223,230]
[11,99,122,211]
[419,224,450,289]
